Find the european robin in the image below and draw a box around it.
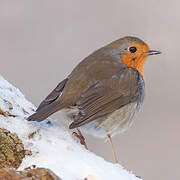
[27,36,161,163]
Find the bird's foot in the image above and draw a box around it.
[72,128,88,150]
[136,175,142,179]
[0,108,8,117]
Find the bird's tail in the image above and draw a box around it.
[27,101,64,122]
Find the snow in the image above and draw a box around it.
[0,75,141,180]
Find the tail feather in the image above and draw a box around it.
[27,101,63,122]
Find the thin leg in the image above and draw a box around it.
[72,128,88,150]
[0,108,8,117]
[107,134,118,163]
[77,128,88,150]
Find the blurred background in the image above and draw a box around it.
[0,0,179,180]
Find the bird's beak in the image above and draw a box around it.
[145,50,161,56]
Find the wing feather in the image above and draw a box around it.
[69,69,142,129]
[36,78,68,111]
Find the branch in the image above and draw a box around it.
[0,76,141,180]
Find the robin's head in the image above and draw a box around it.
[106,36,161,77]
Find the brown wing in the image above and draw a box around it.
[36,78,68,111]
[69,68,143,129]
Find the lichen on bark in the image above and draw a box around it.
[0,168,62,180]
[0,128,25,169]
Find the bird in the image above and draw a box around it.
[27,36,161,163]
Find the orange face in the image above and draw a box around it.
[120,43,150,78]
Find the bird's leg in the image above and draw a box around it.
[0,108,8,117]
[73,128,88,150]
[77,128,88,150]
[107,134,118,163]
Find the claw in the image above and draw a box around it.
[0,108,8,117]
[72,128,88,150]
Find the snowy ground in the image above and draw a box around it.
[0,75,141,180]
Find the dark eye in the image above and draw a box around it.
[129,46,137,53]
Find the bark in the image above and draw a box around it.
[0,128,25,169]
[0,168,62,180]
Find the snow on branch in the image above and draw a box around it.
[0,76,141,180]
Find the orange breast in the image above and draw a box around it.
[120,44,149,80]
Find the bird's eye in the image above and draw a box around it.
[129,46,137,53]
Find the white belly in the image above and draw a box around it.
[64,102,141,138]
